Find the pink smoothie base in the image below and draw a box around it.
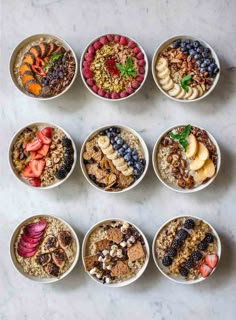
[80,34,148,101]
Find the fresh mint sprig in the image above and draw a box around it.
[180,74,192,92]
[169,125,191,151]
[116,57,136,77]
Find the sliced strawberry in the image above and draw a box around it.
[200,263,212,278]
[29,178,41,187]
[22,165,36,178]
[41,127,52,138]
[29,159,46,177]
[30,151,44,160]
[25,138,42,152]
[38,144,50,156]
[37,131,51,144]
[205,254,218,269]
[21,233,41,244]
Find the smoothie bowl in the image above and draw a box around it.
[80,124,149,193]
[10,34,77,99]
[152,124,220,193]
[9,122,77,189]
[152,215,221,284]
[152,36,220,102]
[80,34,148,100]
[82,218,149,287]
[10,214,79,282]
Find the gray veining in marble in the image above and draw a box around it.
[0,0,236,319]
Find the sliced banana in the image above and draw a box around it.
[106,151,118,160]
[175,88,185,99]
[156,57,168,72]
[197,85,203,97]
[162,78,174,91]
[188,87,199,100]
[122,167,134,176]
[159,75,171,86]
[168,84,181,97]
[98,136,110,149]
[157,67,170,79]
[102,144,114,155]
[112,158,126,167]
[183,86,193,99]
[116,163,128,172]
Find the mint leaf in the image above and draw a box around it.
[169,125,191,151]
[180,74,192,92]
[116,57,136,78]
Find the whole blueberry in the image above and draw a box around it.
[189,49,195,56]
[132,155,139,161]
[99,130,106,136]
[123,144,128,150]
[133,168,141,176]
[173,39,181,49]
[193,40,200,48]
[195,60,201,67]
[205,58,211,65]
[204,47,210,54]
[128,161,134,167]
[201,62,207,68]
[186,44,192,50]
[126,148,132,154]
[196,46,203,53]
[213,66,219,74]
[140,159,146,166]
[113,143,120,150]
[194,54,201,60]
[118,148,125,156]
[115,128,121,134]
[202,51,209,58]
[200,67,206,73]
[135,162,144,171]
[183,50,188,55]
[180,41,186,48]
[116,138,123,145]
[124,154,132,161]
[110,138,115,144]
[185,39,190,44]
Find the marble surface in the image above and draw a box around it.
[1,0,236,319]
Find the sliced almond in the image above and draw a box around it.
[190,156,205,171]
[203,159,216,178]
[197,142,209,161]
[186,134,198,159]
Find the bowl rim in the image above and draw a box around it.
[8,121,77,189]
[151,35,220,103]
[9,33,78,101]
[80,123,149,193]
[152,214,222,284]
[152,123,221,193]
[82,217,150,287]
[9,213,80,283]
[80,33,149,102]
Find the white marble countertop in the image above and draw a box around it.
[1,0,236,319]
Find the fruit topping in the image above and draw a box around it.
[184,219,195,229]
[42,235,58,252]
[37,144,50,156]
[186,134,198,158]
[162,255,173,267]
[171,238,183,249]
[36,253,51,266]
[25,219,47,234]
[37,131,52,144]
[22,165,36,178]
[184,257,194,269]
[166,247,177,258]
[29,159,46,178]
[25,139,43,152]
[191,250,203,261]
[52,249,66,268]
[199,263,212,278]
[44,263,60,277]
[176,229,189,241]
[41,127,52,138]
[205,253,218,269]
[179,266,189,277]
[105,58,120,76]
[58,231,72,249]
[197,240,208,251]
[17,247,37,258]
[29,178,41,187]
[204,233,214,243]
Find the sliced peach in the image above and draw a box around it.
[197,142,209,161]
[186,134,198,159]
[190,157,205,171]
[203,159,216,178]
[194,168,207,183]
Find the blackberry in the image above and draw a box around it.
[184,257,194,269]
[204,233,214,243]
[166,247,177,258]
[171,238,182,249]
[65,145,74,155]
[191,250,202,261]
[184,219,195,230]
[55,167,67,180]
[62,137,72,148]
[162,255,173,267]
[197,240,208,251]
[176,229,189,241]
[179,266,189,277]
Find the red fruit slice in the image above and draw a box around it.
[25,219,47,233]
[120,36,128,45]
[21,233,41,244]
[17,246,37,258]
[99,36,107,45]
[19,238,39,249]
[128,41,136,48]
[106,34,114,42]
[38,144,50,156]
[25,139,42,152]
[205,254,218,269]
[92,85,99,93]
[138,59,146,67]
[37,131,51,144]
[18,242,37,253]
[111,92,119,99]
[93,41,102,50]
[22,165,36,178]
[200,263,212,278]
[136,52,144,60]
[29,177,41,187]
[29,159,46,177]
[86,78,94,87]
[24,230,44,240]
[88,45,95,54]
[82,68,93,79]
[114,35,120,43]
[98,89,105,97]
[120,91,128,98]
[41,127,52,138]
[30,151,43,160]
[85,53,93,62]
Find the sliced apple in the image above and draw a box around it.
[186,134,198,159]
[197,142,209,161]
[190,157,205,171]
[203,159,216,178]
[194,168,207,183]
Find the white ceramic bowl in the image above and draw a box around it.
[10,214,80,283]
[82,218,150,287]
[152,215,221,284]
[9,34,78,100]
[152,35,220,102]
[80,124,149,193]
[152,124,221,193]
[80,33,148,101]
[8,122,77,189]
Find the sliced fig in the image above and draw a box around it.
[52,249,66,268]
[19,238,39,249]
[36,253,51,266]
[25,219,47,233]
[17,247,37,258]
[58,231,72,250]
[42,235,58,252]
[21,233,41,244]
[44,263,60,277]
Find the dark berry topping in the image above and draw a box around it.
[191,250,203,261]
[162,255,173,267]
[179,266,189,277]
[184,257,194,269]
[62,137,72,148]
[184,219,195,230]
[171,238,183,249]
[197,240,208,251]
[55,167,67,180]
[166,247,177,258]
[176,229,189,241]
[204,233,214,243]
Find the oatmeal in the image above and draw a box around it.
[83,220,147,284]
[15,216,77,278]
[11,124,75,187]
[82,34,146,99]
[155,217,219,280]
[156,125,218,189]
[82,126,146,192]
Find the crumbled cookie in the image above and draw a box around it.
[106,228,123,244]
[111,260,129,277]
[83,138,102,162]
[94,239,110,251]
[84,255,98,271]
[128,241,145,262]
